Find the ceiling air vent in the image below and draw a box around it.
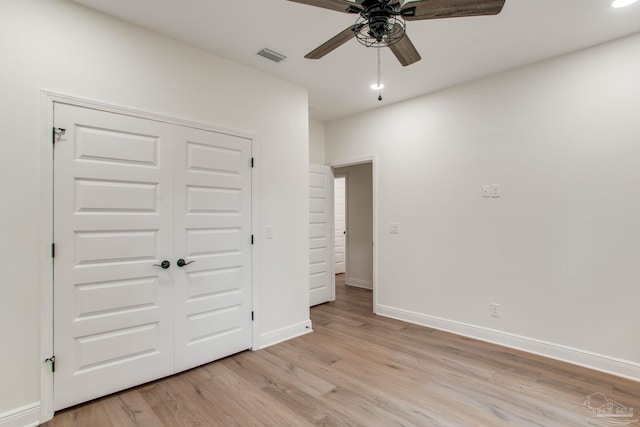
[257,48,287,63]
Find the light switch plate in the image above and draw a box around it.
[390,223,400,234]
[265,225,273,239]
[482,185,491,198]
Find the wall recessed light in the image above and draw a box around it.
[370,83,384,90]
[612,0,638,8]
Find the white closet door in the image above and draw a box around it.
[53,103,254,410]
[334,176,346,274]
[53,103,175,410]
[309,164,334,306]
[173,126,253,372]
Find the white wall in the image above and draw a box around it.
[0,0,309,417]
[309,119,326,164]
[326,33,640,379]
[334,164,373,289]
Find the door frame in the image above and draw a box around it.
[329,156,377,313]
[39,90,261,422]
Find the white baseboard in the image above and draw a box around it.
[376,304,640,382]
[255,319,313,350]
[345,277,373,290]
[0,403,39,427]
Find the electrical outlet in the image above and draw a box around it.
[482,185,491,198]
[491,184,501,198]
[490,303,501,318]
[390,223,400,234]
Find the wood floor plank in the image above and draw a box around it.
[106,390,166,427]
[42,274,640,426]
[205,358,316,427]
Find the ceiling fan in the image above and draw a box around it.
[287,0,506,66]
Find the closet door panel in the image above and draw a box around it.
[53,103,174,410]
[173,126,253,372]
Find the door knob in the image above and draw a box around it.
[153,260,171,269]
[177,258,195,267]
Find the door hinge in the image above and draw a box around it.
[45,355,56,373]
[251,157,254,168]
[51,243,55,258]
[251,311,254,321]
[52,127,66,145]
[251,234,254,245]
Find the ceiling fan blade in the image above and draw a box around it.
[287,0,362,14]
[305,25,358,59]
[389,32,422,66]
[401,0,505,21]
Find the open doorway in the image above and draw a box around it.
[332,162,374,298]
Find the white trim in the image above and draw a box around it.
[255,320,313,350]
[251,138,261,349]
[39,92,54,423]
[0,402,40,427]
[345,277,373,289]
[40,90,261,421]
[328,167,336,302]
[40,90,257,139]
[377,304,640,382]
[329,156,377,313]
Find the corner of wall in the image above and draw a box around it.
[309,119,327,165]
[255,320,313,350]
[345,277,373,290]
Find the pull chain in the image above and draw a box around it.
[377,47,383,101]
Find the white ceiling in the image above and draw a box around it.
[71,0,640,121]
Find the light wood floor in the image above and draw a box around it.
[43,274,640,426]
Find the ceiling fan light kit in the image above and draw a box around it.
[354,13,406,48]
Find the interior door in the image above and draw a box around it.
[309,164,334,306]
[173,126,253,372]
[53,103,175,410]
[53,103,254,410]
[334,175,346,274]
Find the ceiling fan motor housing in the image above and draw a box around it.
[356,0,406,47]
